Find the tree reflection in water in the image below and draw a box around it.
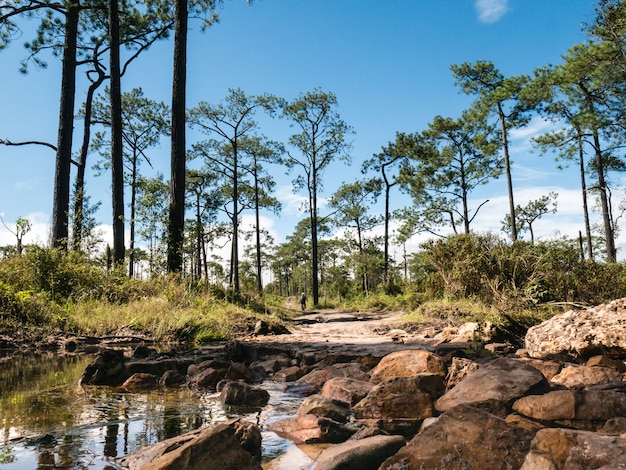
[0,352,302,469]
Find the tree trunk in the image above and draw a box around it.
[578,135,593,260]
[73,69,105,251]
[311,177,319,305]
[51,1,80,249]
[129,153,138,278]
[254,163,263,295]
[167,0,188,273]
[497,102,517,242]
[232,147,240,292]
[109,0,125,266]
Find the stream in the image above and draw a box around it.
[0,352,312,469]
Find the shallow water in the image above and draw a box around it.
[0,352,310,469]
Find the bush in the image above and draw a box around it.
[417,233,626,308]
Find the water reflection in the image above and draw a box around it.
[0,353,306,469]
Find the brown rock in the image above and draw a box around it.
[321,377,373,406]
[273,365,306,382]
[513,390,577,421]
[380,404,536,470]
[444,356,480,389]
[297,363,370,392]
[269,414,356,444]
[121,373,159,392]
[369,350,447,384]
[314,435,406,470]
[117,418,262,470]
[434,357,550,417]
[520,427,626,469]
[550,364,622,389]
[352,375,439,422]
[525,298,626,360]
[297,394,351,423]
[219,381,270,407]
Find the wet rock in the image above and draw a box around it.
[80,349,126,385]
[274,365,307,382]
[434,357,550,417]
[314,435,406,470]
[160,369,186,387]
[219,381,270,407]
[122,372,159,392]
[380,405,536,470]
[520,427,626,469]
[369,350,447,384]
[188,361,254,390]
[117,418,262,470]
[269,414,357,444]
[321,377,373,406]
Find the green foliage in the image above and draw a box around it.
[418,233,626,308]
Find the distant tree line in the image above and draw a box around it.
[2,1,626,305]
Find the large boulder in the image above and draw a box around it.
[520,427,626,469]
[434,357,550,417]
[380,404,536,470]
[525,298,626,360]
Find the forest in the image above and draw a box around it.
[2,1,626,341]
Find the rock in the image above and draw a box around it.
[380,404,536,470]
[321,377,373,406]
[434,357,550,417]
[352,375,441,434]
[520,427,626,469]
[188,367,228,390]
[513,390,576,421]
[297,394,351,423]
[117,418,262,470]
[550,363,622,389]
[444,356,480,389]
[121,372,159,392]
[314,435,406,470]
[273,365,307,382]
[513,389,626,431]
[80,349,127,385]
[525,298,626,360]
[269,414,356,444]
[160,369,186,387]
[369,350,447,384]
[517,357,562,381]
[219,381,270,407]
[296,363,370,392]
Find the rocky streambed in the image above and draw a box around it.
[27,300,626,469]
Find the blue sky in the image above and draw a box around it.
[0,0,609,260]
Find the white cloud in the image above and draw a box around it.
[475,0,510,24]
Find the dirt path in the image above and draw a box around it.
[248,307,439,356]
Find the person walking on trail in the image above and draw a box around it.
[300,291,307,311]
